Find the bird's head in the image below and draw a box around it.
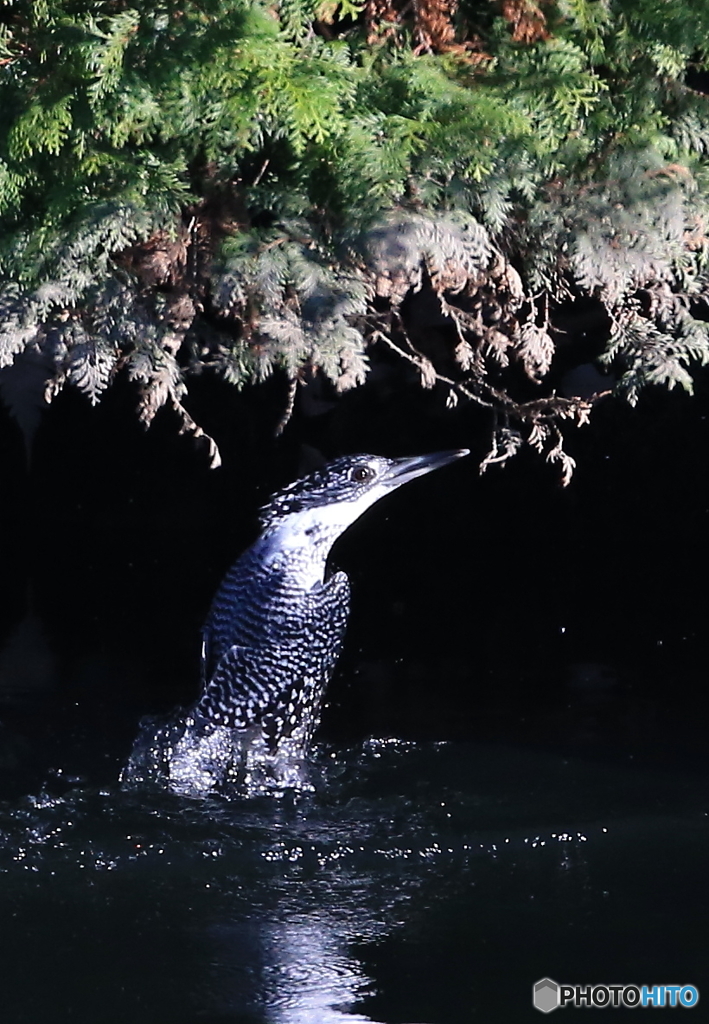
[259,450,469,549]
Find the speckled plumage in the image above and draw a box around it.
[186,450,469,773]
[122,450,469,796]
[196,548,350,748]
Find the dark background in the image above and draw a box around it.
[0,360,707,790]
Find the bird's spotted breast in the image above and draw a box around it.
[197,560,350,747]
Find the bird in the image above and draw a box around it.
[125,450,468,796]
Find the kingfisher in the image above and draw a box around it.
[125,450,468,796]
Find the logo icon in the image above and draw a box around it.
[533,978,560,1013]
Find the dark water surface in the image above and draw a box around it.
[1,736,706,1023]
[1,384,708,1021]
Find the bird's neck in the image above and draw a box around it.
[251,513,345,590]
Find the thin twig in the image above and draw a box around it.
[373,330,497,410]
[252,158,270,187]
[374,329,611,423]
[274,375,298,436]
[170,395,222,469]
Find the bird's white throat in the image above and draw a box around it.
[255,484,393,588]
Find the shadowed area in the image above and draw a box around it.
[0,371,707,1022]
[0,741,706,1023]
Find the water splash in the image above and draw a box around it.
[121,709,315,798]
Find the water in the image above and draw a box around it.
[1,325,708,1020]
[123,710,320,798]
[1,737,707,1023]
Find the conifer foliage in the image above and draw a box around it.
[1,0,709,477]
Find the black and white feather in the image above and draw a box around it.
[123,449,468,796]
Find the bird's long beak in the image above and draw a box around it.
[382,449,470,489]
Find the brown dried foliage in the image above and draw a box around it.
[365,0,399,43]
[365,0,488,58]
[118,228,190,289]
[500,0,549,43]
[412,0,458,54]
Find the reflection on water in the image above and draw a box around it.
[0,617,707,1023]
[209,910,381,1023]
[0,738,707,1023]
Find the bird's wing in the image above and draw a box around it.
[200,611,230,685]
[196,643,279,729]
[199,629,211,688]
[197,572,351,731]
[311,569,350,630]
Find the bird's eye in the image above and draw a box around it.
[350,465,374,483]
